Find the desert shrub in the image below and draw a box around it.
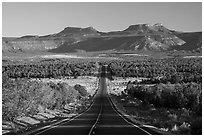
[2,78,81,121]
[74,84,88,97]
[40,82,80,109]
[60,82,80,103]
[127,85,160,105]
[126,82,202,110]
[180,82,202,116]
[108,58,201,83]
[2,61,98,78]
[161,88,184,108]
[40,84,58,109]
[2,79,42,121]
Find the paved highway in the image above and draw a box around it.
[26,65,161,135]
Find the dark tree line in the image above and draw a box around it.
[2,61,98,78]
[2,58,202,84]
[107,58,201,84]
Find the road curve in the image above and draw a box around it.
[26,65,160,135]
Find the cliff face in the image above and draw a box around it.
[172,32,202,51]
[2,26,99,53]
[2,40,60,53]
[2,24,202,53]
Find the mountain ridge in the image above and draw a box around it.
[2,23,202,53]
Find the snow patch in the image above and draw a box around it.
[123,54,148,56]
[183,56,202,58]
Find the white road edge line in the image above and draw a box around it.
[33,78,101,135]
[106,79,152,135]
[32,96,97,135]
[88,104,102,135]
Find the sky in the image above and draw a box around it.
[2,2,202,37]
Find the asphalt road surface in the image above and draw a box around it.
[26,65,161,135]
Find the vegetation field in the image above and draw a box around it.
[2,57,100,134]
[2,52,202,135]
[106,57,202,134]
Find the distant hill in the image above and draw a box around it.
[2,23,202,53]
[172,32,202,52]
[55,26,100,37]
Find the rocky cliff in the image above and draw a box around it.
[2,23,201,53]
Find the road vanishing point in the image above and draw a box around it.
[22,65,162,135]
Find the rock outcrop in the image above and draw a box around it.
[2,23,201,53]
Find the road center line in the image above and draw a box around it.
[30,92,98,135]
[88,103,102,135]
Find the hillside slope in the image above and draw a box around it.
[2,23,202,53]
